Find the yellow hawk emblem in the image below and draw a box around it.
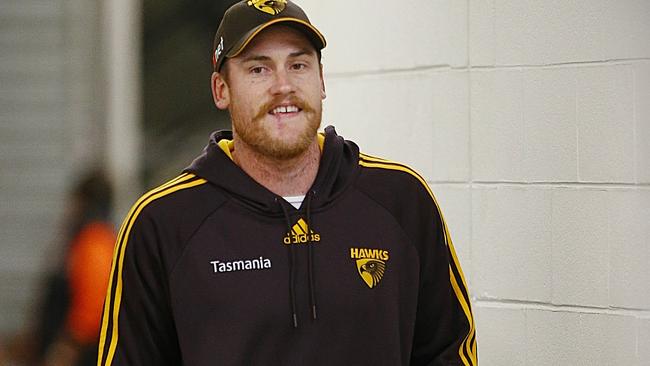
[247,0,287,15]
[356,258,386,289]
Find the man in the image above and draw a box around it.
[97,1,476,365]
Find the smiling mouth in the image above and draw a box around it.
[269,105,301,116]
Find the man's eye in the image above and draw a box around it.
[250,67,265,74]
[291,63,306,70]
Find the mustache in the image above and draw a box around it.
[253,95,315,121]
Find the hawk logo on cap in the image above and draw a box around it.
[247,0,287,15]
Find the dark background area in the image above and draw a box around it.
[142,0,239,184]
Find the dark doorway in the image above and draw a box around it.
[142,0,238,184]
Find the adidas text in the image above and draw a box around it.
[283,233,321,245]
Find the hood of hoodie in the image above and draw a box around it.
[184,125,359,215]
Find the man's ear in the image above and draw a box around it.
[211,72,230,109]
[319,64,326,100]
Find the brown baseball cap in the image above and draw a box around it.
[212,0,326,72]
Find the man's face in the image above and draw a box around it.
[213,25,325,160]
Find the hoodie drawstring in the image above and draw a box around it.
[277,191,318,328]
[305,191,317,321]
[278,198,299,328]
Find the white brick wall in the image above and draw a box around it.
[472,186,552,303]
[609,190,650,310]
[324,70,469,181]
[474,306,526,365]
[525,310,639,365]
[305,0,650,364]
[551,189,610,307]
[577,65,635,183]
[305,0,467,73]
[640,319,650,361]
[634,61,650,183]
[470,69,526,181]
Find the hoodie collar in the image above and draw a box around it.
[184,126,359,215]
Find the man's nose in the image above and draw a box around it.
[270,68,295,95]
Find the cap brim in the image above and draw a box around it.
[226,17,326,59]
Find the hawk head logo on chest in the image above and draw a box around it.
[350,247,389,289]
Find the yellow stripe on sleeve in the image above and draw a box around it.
[98,173,192,366]
[97,173,205,366]
[450,267,475,366]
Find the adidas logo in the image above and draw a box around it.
[283,218,321,245]
[350,247,389,289]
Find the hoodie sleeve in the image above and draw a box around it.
[97,173,209,365]
[97,206,182,366]
[356,156,477,366]
[409,188,477,366]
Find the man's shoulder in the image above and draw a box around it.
[356,152,430,192]
[129,173,224,224]
[354,151,440,214]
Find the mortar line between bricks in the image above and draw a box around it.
[475,299,650,318]
[424,181,650,189]
[325,64,470,79]
[632,65,639,184]
[471,181,650,189]
[575,71,581,182]
[470,57,650,70]
[425,181,471,186]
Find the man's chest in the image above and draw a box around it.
[167,201,420,327]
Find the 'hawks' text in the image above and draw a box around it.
[350,247,389,261]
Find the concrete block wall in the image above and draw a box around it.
[302,0,650,364]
